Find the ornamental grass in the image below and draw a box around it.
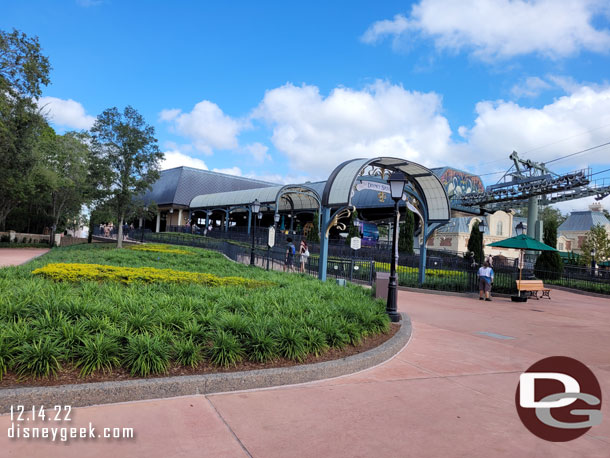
[0,243,390,380]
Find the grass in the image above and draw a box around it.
[0,243,390,380]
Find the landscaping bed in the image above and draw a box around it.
[0,244,391,386]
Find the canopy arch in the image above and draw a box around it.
[317,157,451,281]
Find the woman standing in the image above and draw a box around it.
[477,261,494,301]
[299,239,309,273]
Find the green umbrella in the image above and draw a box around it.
[486,234,557,295]
[487,234,558,251]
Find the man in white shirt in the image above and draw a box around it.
[477,261,494,301]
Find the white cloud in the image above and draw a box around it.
[159,108,181,122]
[161,150,208,170]
[37,96,95,130]
[362,0,610,60]
[160,101,242,155]
[244,142,271,163]
[253,80,452,175]
[457,84,610,169]
[511,77,552,98]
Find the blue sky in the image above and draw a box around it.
[3,0,610,212]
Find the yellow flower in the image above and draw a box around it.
[32,263,273,288]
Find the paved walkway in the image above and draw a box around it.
[2,289,609,457]
[0,248,49,267]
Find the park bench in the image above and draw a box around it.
[516,280,551,300]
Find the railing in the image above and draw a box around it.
[143,231,610,296]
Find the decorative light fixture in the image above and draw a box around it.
[478,219,486,233]
[389,172,407,200]
[386,171,407,323]
[515,221,526,236]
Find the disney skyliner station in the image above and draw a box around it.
[137,150,610,311]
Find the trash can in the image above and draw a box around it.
[375,272,390,300]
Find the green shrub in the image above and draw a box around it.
[246,326,278,363]
[75,334,121,376]
[0,337,14,380]
[13,337,65,379]
[319,319,350,349]
[173,338,203,368]
[303,327,328,357]
[275,326,308,362]
[208,330,244,367]
[124,334,171,376]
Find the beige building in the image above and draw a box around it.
[428,210,524,260]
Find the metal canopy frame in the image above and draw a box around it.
[318,157,451,282]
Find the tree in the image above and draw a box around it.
[579,224,610,266]
[534,217,564,280]
[398,209,414,254]
[90,106,163,248]
[307,211,320,243]
[467,220,484,265]
[0,29,51,230]
[35,128,95,245]
[346,209,360,245]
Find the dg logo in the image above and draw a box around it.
[516,356,603,441]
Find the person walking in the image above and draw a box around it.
[477,261,494,301]
[299,239,309,273]
[284,237,296,272]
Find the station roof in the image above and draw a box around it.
[190,182,325,212]
[142,166,275,207]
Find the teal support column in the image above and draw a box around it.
[247,208,252,234]
[318,206,331,281]
[418,223,428,285]
[205,212,209,228]
[224,210,229,232]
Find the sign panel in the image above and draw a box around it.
[355,181,390,193]
[350,236,362,250]
[268,227,275,247]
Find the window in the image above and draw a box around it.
[496,221,503,236]
[558,243,564,251]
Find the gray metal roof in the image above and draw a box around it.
[190,182,324,212]
[558,211,610,232]
[142,167,275,206]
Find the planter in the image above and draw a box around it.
[511,295,528,302]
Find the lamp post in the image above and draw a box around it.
[386,172,406,323]
[591,248,596,276]
[141,206,148,243]
[250,199,260,266]
[478,219,486,265]
[515,221,526,236]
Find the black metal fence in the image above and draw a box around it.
[141,231,609,296]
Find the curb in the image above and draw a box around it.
[0,313,411,413]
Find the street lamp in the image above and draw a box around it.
[591,248,596,275]
[515,221,526,236]
[141,206,148,243]
[386,171,406,323]
[478,219,486,265]
[250,199,261,266]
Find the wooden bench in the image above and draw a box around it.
[516,280,551,300]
